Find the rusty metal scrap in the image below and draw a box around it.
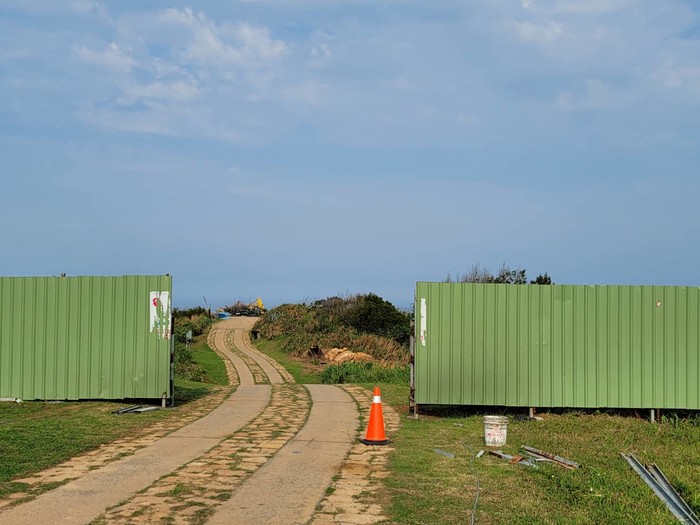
[521,446,580,470]
[488,450,538,469]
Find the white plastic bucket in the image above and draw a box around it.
[483,415,508,447]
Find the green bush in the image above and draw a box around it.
[253,294,411,364]
[254,304,319,339]
[339,293,411,346]
[173,306,210,319]
[320,362,409,384]
[174,342,206,382]
[173,314,212,344]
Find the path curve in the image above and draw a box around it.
[0,316,393,525]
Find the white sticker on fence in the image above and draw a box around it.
[150,291,171,339]
[420,298,427,347]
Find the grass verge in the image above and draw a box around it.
[321,362,409,384]
[190,339,228,386]
[253,337,322,383]
[380,397,700,524]
[0,329,228,498]
[0,399,170,496]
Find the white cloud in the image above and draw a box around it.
[74,42,135,74]
[310,43,332,59]
[529,0,642,15]
[233,23,288,60]
[125,80,200,101]
[155,8,287,67]
[512,20,564,42]
[150,58,187,80]
[280,80,326,106]
[556,79,637,111]
[654,59,700,93]
[70,0,97,14]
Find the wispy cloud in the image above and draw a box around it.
[74,42,135,74]
[156,7,288,66]
[512,20,564,42]
[124,79,200,101]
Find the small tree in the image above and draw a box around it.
[445,263,552,285]
[530,273,553,285]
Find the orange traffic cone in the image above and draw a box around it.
[360,387,390,446]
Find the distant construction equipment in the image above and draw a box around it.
[222,298,266,317]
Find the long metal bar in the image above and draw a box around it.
[112,405,142,415]
[647,463,700,525]
[621,454,698,524]
[522,446,580,469]
[488,450,538,469]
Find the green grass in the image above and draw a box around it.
[0,399,170,496]
[190,340,228,386]
[380,397,700,525]
[173,378,216,404]
[253,337,322,384]
[0,329,230,499]
[320,362,409,384]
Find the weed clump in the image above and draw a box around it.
[320,362,409,384]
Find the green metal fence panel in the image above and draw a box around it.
[0,275,173,401]
[415,283,700,409]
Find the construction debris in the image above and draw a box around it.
[434,449,455,459]
[223,298,266,317]
[488,450,538,469]
[476,450,485,458]
[621,454,700,524]
[521,446,580,470]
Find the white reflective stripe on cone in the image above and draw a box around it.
[373,396,381,403]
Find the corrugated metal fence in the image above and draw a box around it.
[0,275,173,401]
[415,283,700,409]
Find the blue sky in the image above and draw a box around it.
[1,0,699,309]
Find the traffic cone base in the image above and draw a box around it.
[360,437,390,446]
[361,387,390,446]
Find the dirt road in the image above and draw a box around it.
[0,317,398,524]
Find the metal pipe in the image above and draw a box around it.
[621,454,699,524]
[522,446,580,469]
[647,463,700,524]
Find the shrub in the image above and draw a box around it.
[174,342,206,382]
[253,295,411,364]
[173,314,212,344]
[254,304,319,339]
[320,362,409,384]
[339,293,411,346]
[173,306,209,319]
